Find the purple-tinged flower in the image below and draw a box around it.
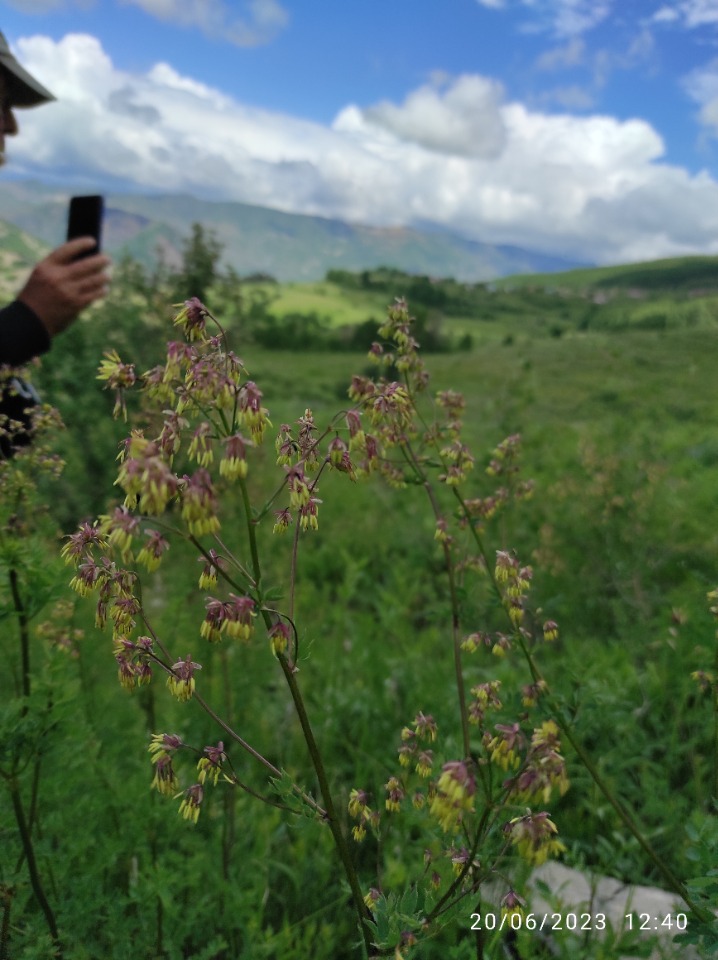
[273,508,293,535]
[178,783,204,823]
[268,621,291,657]
[224,594,256,642]
[220,433,250,480]
[174,297,209,341]
[180,469,220,537]
[137,529,170,572]
[237,381,271,440]
[61,522,107,564]
[167,655,202,701]
[198,549,223,590]
[201,597,226,643]
[188,422,214,467]
[148,733,184,762]
[197,741,226,785]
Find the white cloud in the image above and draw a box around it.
[680,0,718,26]
[362,76,507,159]
[536,37,586,71]
[536,84,595,109]
[4,0,63,9]
[4,0,95,9]
[119,0,289,46]
[684,58,718,134]
[652,1,718,27]
[651,5,681,23]
[474,0,614,36]
[8,33,718,266]
[550,0,614,37]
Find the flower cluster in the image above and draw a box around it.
[148,733,184,797]
[397,711,438,776]
[97,348,137,419]
[503,720,569,804]
[494,550,532,628]
[197,741,227,786]
[166,655,202,701]
[114,635,154,690]
[429,760,476,833]
[504,812,566,866]
[148,733,230,822]
[438,439,474,486]
[348,712,439,842]
[347,789,380,842]
[200,594,256,643]
[466,679,503,726]
[486,722,524,772]
[178,784,204,824]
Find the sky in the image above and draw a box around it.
[3,0,718,266]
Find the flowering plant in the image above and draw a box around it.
[62,295,708,957]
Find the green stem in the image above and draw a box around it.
[0,885,12,960]
[7,780,62,956]
[277,655,374,957]
[423,804,492,926]
[239,477,262,590]
[9,569,30,702]
[399,445,471,759]
[191,691,281,776]
[248,477,370,948]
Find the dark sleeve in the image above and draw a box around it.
[0,300,51,367]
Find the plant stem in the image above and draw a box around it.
[8,780,62,956]
[238,466,370,951]
[399,444,472,759]
[0,885,12,960]
[192,691,282,777]
[277,655,374,957]
[239,478,262,590]
[9,569,30,701]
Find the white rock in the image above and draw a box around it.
[524,862,700,959]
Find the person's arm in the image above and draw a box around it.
[0,298,51,367]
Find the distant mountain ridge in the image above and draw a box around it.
[0,179,584,283]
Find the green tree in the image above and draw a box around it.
[173,222,223,304]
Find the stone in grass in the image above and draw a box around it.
[525,862,701,960]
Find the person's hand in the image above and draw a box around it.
[17,237,111,338]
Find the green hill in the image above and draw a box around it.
[493,254,718,295]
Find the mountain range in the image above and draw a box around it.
[0,179,584,283]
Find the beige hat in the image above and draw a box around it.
[0,31,55,107]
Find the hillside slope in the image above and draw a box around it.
[0,179,582,283]
[494,255,718,295]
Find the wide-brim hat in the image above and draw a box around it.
[0,31,55,107]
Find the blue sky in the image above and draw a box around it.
[3,0,718,265]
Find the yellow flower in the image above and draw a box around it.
[429,761,475,832]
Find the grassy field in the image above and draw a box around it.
[1,260,717,959]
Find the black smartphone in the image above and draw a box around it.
[66,195,104,257]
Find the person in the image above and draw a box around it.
[0,30,109,453]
